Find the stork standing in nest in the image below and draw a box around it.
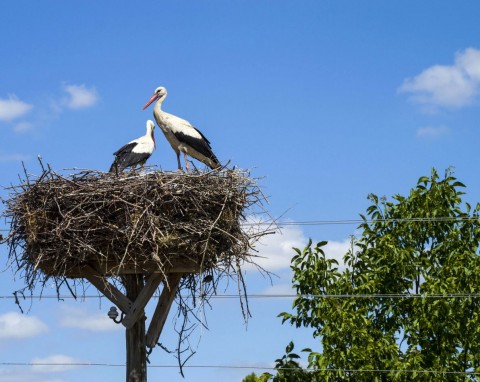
[109,120,156,174]
[143,86,221,173]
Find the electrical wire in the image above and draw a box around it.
[1,216,479,232]
[0,362,478,375]
[244,216,480,227]
[3,293,480,300]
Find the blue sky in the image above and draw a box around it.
[2,1,480,381]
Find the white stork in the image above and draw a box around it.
[142,86,220,173]
[109,120,156,174]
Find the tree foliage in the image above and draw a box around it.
[242,342,311,382]
[265,169,480,381]
[242,372,262,382]
[259,342,312,382]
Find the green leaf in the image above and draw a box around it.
[418,176,430,184]
[285,341,294,354]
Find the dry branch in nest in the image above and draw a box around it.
[1,163,271,365]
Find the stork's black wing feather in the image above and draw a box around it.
[191,125,211,145]
[113,142,137,156]
[173,130,219,163]
[109,142,152,173]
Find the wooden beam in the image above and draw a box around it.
[122,273,164,329]
[146,273,182,348]
[83,265,132,314]
[125,275,147,382]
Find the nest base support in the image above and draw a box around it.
[122,273,164,329]
[83,266,132,313]
[146,273,182,348]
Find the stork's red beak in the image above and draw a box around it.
[143,94,158,110]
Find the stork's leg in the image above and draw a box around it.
[176,152,183,172]
[184,153,191,173]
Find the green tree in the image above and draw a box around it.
[242,372,261,382]
[260,342,312,382]
[266,169,480,381]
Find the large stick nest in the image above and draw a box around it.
[2,165,268,292]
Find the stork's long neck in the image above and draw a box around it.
[149,127,156,149]
[153,98,166,128]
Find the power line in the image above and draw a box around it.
[245,216,480,227]
[205,293,480,299]
[0,362,478,375]
[1,216,479,232]
[3,293,480,300]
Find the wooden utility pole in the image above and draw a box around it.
[125,274,147,382]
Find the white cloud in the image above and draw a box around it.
[0,96,33,121]
[324,238,353,267]
[416,125,449,139]
[399,47,480,110]
[261,282,296,296]
[248,224,307,272]
[62,84,98,109]
[0,152,30,163]
[59,306,121,331]
[456,48,480,80]
[249,223,357,296]
[31,355,81,373]
[246,219,353,272]
[13,121,34,133]
[0,312,48,339]
[0,368,66,382]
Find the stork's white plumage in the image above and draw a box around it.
[109,120,156,174]
[142,86,220,173]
